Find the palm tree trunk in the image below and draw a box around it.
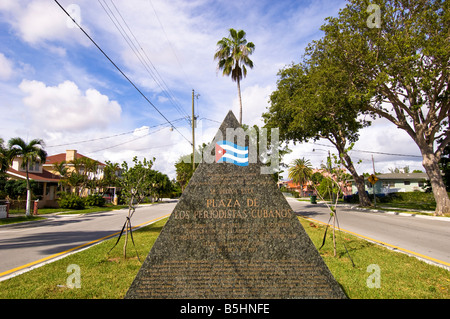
[25,168,31,217]
[237,77,243,124]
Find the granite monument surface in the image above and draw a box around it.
[125,111,346,299]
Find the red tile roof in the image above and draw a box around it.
[6,168,61,182]
[44,153,105,166]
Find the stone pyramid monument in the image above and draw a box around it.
[125,111,346,299]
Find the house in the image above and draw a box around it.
[351,172,429,195]
[44,150,107,197]
[6,156,61,208]
[5,150,111,208]
[278,168,352,197]
[285,180,315,197]
[44,150,105,179]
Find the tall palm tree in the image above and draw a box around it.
[288,158,313,197]
[8,137,47,217]
[214,28,255,124]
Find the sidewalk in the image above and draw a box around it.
[289,196,449,221]
[336,202,450,222]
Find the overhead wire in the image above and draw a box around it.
[46,118,185,148]
[86,125,169,154]
[102,0,191,125]
[54,0,192,146]
[307,141,422,158]
[148,0,194,91]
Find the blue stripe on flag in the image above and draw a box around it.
[216,140,248,151]
[218,157,249,166]
[224,151,248,159]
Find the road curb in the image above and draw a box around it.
[286,197,450,222]
[338,203,450,222]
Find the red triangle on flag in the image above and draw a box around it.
[215,143,226,162]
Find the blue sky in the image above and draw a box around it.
[0,0,424,178]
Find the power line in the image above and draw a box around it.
[308,142,422,158]
[199,117,221,124]
[86,125,168,154]
[54,0,192,146]
[148,0,194,90]
[100,0,190,125]
[46,118,185,148]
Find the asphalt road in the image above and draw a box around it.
[0,201,176,280]
[287,197,450,269]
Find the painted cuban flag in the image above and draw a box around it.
[215,140,249,166]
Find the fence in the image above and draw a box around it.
[4,200,26,213]
[0,205,7,219]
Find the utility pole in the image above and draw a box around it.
[372,155,376,206]
[192,89,195,171]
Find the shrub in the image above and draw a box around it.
[84,194,106,207]
[382,192,435,204]
[58,194,85,210]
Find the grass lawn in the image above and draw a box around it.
[0,216,449,299]
[300,218,450,298]
[0,217,167,299]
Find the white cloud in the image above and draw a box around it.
[2,0,425,181]
[0,0,90,46]
[0,53,14,80]
[231,84,274,127]
[19,79,122,133]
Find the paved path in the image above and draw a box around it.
[288,198,450,269]
[0,201,176,280]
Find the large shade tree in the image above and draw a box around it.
[264,55,372,206]
[318,0,449,215]
[214,28,255,124]
[8,137,47,217]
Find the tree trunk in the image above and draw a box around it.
[332,215,336,257]
[340,149,372,207]
[123,198,134,258]
[237,77,243,124]
[25,169,31,217]
[422,151,450,216]
[353,174,371,206]
[123,218,129,258]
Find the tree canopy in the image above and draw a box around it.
[264,0,449,214]
[317,0,450,215]
[263,45,372,206]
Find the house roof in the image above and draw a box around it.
[44,152,105,166]
[6,168,61,182]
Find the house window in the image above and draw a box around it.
[382,181,395,188]
[20,161,40,172]
[404,181,410,186]
[29,162,41,172]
